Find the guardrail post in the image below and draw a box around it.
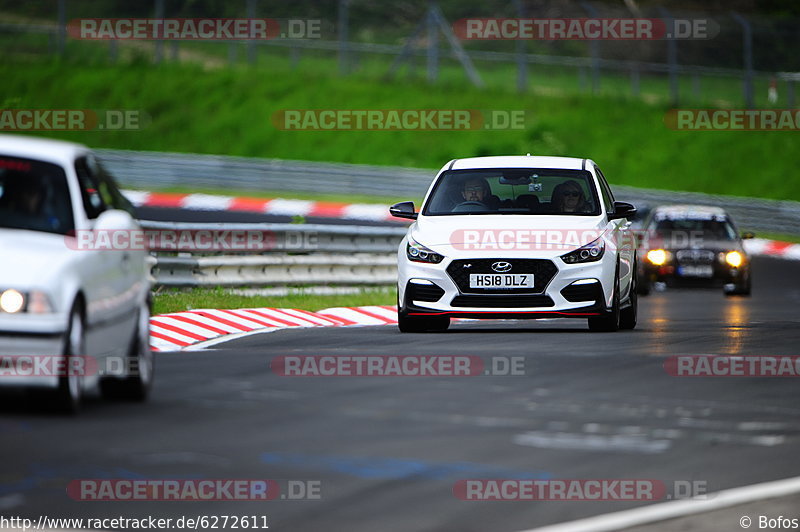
[658,7,679,106]
[154,0,164,64]
[338,0,350,75]
[109,40,118,63]
[228,42,238,65]
[580,1,601,94]
[513,0,527,92]
[57,0,66,56]
[630,63,640,98]
[247,0,257,65]
[731,11,754,109]
[427,4,439,83]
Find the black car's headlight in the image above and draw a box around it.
[406,237,444,264]
[560,238,605,264]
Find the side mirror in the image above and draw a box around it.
[94,208,135,230]
[608,201,637,221]
[389,201,418,220]
[741,231,755,239]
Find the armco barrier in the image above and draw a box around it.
[153,253,397,287]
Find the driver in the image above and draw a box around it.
[461,177,490,204]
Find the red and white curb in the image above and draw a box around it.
[149,305,400,351]
[123,190,405,224]
[743,238,800,260]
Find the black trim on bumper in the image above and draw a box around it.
[403,301,602,320]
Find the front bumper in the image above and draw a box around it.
[398,253,614,318]
[0,314,67,389]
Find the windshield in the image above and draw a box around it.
[0,155,74,235]
[422,169,601,216]
[651,216,738,241]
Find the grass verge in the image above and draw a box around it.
[2,60,798,202]
[152,286,397,316]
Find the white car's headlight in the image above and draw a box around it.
[560,238,605,264]
[406,237,444,264]
[0,289,54,314]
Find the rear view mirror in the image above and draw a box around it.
[741,231,755,239]
[499,171,531,186]
[389,201,417,220]
[608,201,637,221]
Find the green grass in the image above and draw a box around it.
[2,59,798,203]
[152,286,396,316]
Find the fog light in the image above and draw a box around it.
[725,251,743,268]
[0,289,25,314]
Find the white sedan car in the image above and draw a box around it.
[391,155,638,332]
[0,135,153,412]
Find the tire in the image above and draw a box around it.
[724,270,752,297]
[637,271,651,296]
[101,299,154,402]
[619,265,638,330]
[54,302,85,414]
[588,270,620,332]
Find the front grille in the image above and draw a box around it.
[561,282,603,302]
[676,249,715,264]
[451,294,555,308]
[446,258,558,294]
[407,282,445,302]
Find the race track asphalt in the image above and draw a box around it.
[1,256,799,532]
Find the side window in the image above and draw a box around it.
[74,156,107,219]
[594,166,615,213]
[93,157,135,214]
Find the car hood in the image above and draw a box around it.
[0,229,78,288]
[411,214,611,255]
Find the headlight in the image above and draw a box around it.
[561,238,605,264]
[725,251,744,268]
[406,237,444,264]
[0,289,53,314]
[646,249,670,266]
[0,289,24,313]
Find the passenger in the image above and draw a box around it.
[552,180,589,213]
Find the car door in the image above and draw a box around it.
[74,156,133,359]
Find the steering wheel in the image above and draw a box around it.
[453,201,487,210]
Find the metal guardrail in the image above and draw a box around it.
[153,253,397,287]
[139,221,403,287]
[138,220,406,253]
[105,150,800,236]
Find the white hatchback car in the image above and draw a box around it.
[0,135,153,412]
[391,156,638,332]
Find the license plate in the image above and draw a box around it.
[678,265,713,277]
[469,273,534,289]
